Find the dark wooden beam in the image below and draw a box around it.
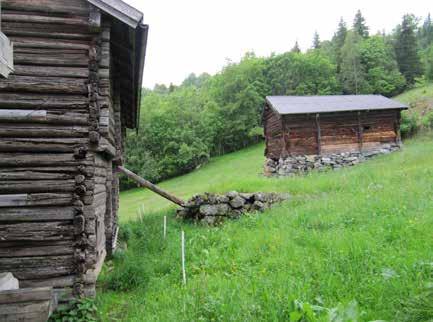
[316,113,321,155]
[357,111,363,152]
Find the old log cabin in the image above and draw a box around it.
[0,0,148,300]
[263,95,408,175]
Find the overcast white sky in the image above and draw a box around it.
[123,0,431,88]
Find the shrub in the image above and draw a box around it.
[50,298,98,322]
[421,111,433,130]
[400,111,419,138]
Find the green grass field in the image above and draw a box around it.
[97,132,433,321]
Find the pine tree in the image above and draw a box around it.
[395,14,423,84]
[332,18,348,73]
[312,31,321,49]
[353,10,369,38]
[333,18,348,48]
[291,41,301,53]
[418,13,433,49]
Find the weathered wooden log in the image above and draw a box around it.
[0,179,78,193]
[0,138,90,153]
[0,124,88,138]
[0,76,88,94]
[12,65,89,78]
[20,276,75,289]
[0,207,76,222]
[0,93,88,109]
[0,153,93,167]
[0,222,74,241]
[118,166,185,207]
[0,255,74,271]
[0,110,88,125]
[0,193,74,208]
[2,0,90,15]
[2,13,90,26]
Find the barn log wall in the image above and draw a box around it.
[0,0,125,300]
[264,105,401,158]
[263,105,284,159]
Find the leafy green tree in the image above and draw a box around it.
[353,10,369,38]
[312,31,321,49]
[395,14,423,84]
[359,36,406,96]
[339,31,367,94]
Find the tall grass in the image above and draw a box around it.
[97,134,433,321]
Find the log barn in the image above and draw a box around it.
[263,95,408,175]
[0,0,148,302]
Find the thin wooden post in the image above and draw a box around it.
[181,231,186,285]
[163,216,167,239]
[315,114,321,155]
[357,111,363,152]
[118,166,185,207]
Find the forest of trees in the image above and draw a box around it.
[123,11,433,188]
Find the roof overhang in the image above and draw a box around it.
[87,0,148,129]
[266,95,409,116]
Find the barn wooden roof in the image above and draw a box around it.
[88,0,148,129]
[266,95,408,115]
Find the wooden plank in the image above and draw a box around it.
[0,287,52,304]
[0,93,88,109]
[0,193,73,207]
[0,243,74,257]
[2,0,90,15]
[316,114,321,155]
[2,13,90,26]
[12,65,89,78]
[0,109,47,122]
[0,207,76,222]
[0,124,88,138]
[0,75,88,94]
[0,221,74,241]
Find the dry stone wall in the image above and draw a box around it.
[177,191,289,224]
[265,144,401,176]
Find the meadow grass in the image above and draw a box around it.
[97,134,433,321]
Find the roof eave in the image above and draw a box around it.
[87,0,143,28]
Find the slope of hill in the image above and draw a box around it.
[97,131,433,321]
[396,83,433,116]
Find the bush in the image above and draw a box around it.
[400,111,419,138]
[422,111,433,130]
[50,298,98,322]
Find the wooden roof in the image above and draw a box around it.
[266,95,408,115]
[88,0,148,129]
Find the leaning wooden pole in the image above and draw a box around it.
[117,166,185,207]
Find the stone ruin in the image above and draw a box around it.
[265,143,400,176]
[176,191,289,224]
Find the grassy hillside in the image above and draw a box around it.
[395,83,433,116]
[97,133,433,321]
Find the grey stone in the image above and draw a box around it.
[199,204,219,216]
[227,191,239,199]
[252,201,266,211]
[230,196,246,208]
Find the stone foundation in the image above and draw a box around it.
[176,191,289,225]
[265,144,401,176]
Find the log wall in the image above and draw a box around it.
[0,0,125,301]
[264,104,402,158]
